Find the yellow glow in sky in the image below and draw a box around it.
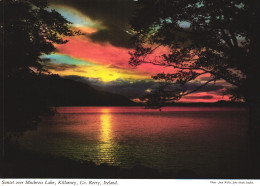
[48,63,149,82]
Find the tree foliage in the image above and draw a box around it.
[1,0,77,134]
[129,0,259,107]
[1,0,77,78]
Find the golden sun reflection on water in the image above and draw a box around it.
[98,108,118,165]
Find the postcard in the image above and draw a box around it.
[1,0,260,185]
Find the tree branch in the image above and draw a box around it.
[221,29,233,48]
[230,30,238,48]
[181,78,217,96]
[142,61,211,73]
[142,60,241,87]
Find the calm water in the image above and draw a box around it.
[20,106,250,177]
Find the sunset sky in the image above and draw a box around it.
[43,0,233,102]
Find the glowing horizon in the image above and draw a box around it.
[41,4,231,103]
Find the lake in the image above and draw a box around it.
[19,106,250,177]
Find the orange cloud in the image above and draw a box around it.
[57,36,130,65]
[56,36,177,76]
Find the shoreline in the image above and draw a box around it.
[2,143,257,179]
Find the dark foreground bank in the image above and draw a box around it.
[1,143,197,179]
[1,141,259,179]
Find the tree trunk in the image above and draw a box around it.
[246,71,260,178]
[247,0,260,131]
[247,0,260,177]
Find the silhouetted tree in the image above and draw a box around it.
[2,0,76,77]
[129,0,260,132]
[1,0,77,134]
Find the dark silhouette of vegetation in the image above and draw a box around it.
[129,0,260,177]
[129,0,260,132]
[1,0,79,134]
[2,0,76,78]
[1,0,82,174]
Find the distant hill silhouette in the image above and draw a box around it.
[38,75,136,106]
[6,74,136,108]
[163,100,246,107]
[4,74,137,134]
